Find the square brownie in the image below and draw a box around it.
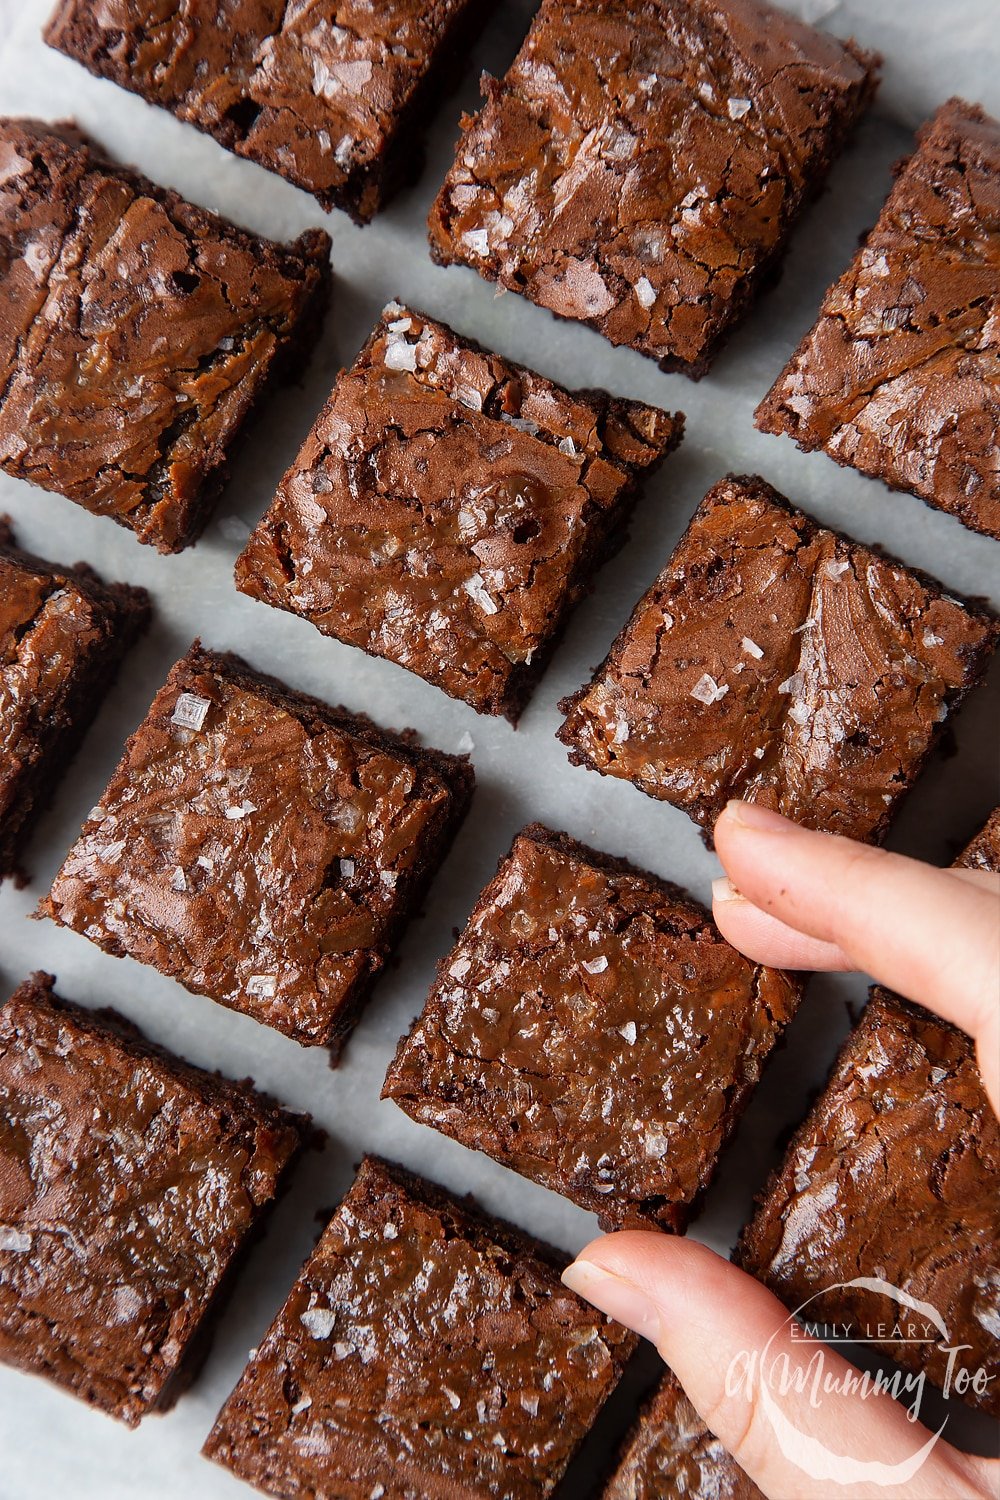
[602,1369,763,1499]
[45,0,490,222]
[383,824,801,1231]
[0,517,148,881]
[558,475,999,844]
[957,807,1000,872]
[428,0,878,378]
[203,1154,637,1499]
[235,304,682,721]
[756,100,1000,540]
[0,118,330,552]
[40,643,473,1056]
[736,986,1000,1416]
[0,972,305,1425]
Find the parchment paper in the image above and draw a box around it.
[0,2,997,1493]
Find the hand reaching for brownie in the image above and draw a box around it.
[563,802,1000,1499]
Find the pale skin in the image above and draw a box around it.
[562,799,1000,1500]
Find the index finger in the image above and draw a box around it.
[713,801,1000,1110]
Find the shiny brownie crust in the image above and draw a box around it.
[204,1154,637,1499]
[558,475,998,844]
[0,973,305,1425]
[384,823,801,1231]
[41,643,473,1055]
[235,304,682,721]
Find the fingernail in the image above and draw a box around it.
[723,799,793,833]
[561,1260,663,1344]
[711,876,744,905]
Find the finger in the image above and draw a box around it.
[714,802,1000,1109]
[563,1234,995,1500]
[712,877,853,969]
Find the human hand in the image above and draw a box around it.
[562,800,1000,1499]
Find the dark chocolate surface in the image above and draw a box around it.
[737,984,1000,1417]
[429,0,878,376]
[45,0,489,221]
[384,824,801,1231]
[0,118,330,551]
[558,475,999,843]
[0,517,148,880]
[41,643,473,1053]
[0,973,304,1425]
[602,1369,764,1499]
[204,1154,637,1499]
[235,304,682,720]
[756,99,1000,540]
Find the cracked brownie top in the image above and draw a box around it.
[45,0,487,221]
[756,99,1000,540]
[558,475,998,843]
[0,118,329,551]
[602,1368,764,1499]
[235,304,682,720]
[428,0,878,377]
[736,985,1000,1417]
[383,824,801,1232]
[204,1154,636,1500]
[40,643,472,1051]
[0,972,304,1425]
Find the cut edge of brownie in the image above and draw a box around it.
[202,1152,639,1486]
[44,2,494,223]
[428,18,880,380]
[38,640,475,1061]
[2,971,311,1425]
[384,819,804,1234]
[556,474,1000,847]
[0,516,150,882]
[754,98,1000,539]
[0,118,332,553]
[236,302,684,722]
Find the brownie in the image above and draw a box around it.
[0,517,148,881]
[602,1369,763,1499]
[0,118,330,552]
[40,643,473,1056]
[384,824,801,1232]
[756,100,1000,540]
[204,1154,637,1499]
[558,475,999,844]
[0,972,305,1425]
[428,0,878,379]
[45,0,491,223]
[235,305,683,721]
[957,807,1000,872]
[737,986,1000,1416]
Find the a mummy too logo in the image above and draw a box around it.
[725,1278,996,1486]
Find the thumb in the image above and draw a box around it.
[562,1234,995,1500]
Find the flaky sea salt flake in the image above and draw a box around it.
[172,692,210,731]
[690,673,729,705]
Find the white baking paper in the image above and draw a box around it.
[0,1,997,1493]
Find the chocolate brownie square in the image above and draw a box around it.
[756,100,1000,540]
[957,807,1000,872]
[383,824,801,1231]
[558,475,999,844]
[428,0,878,378]
[737,986,1000,1416]
[235,304,682,721]
[0,118,330,552]
[0,517,148,881]
[40,643,473,1056]
[602,1369,763,1499]
[203,1155,637,1499]
[0,973,305,1425]
[45,0,491,222]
